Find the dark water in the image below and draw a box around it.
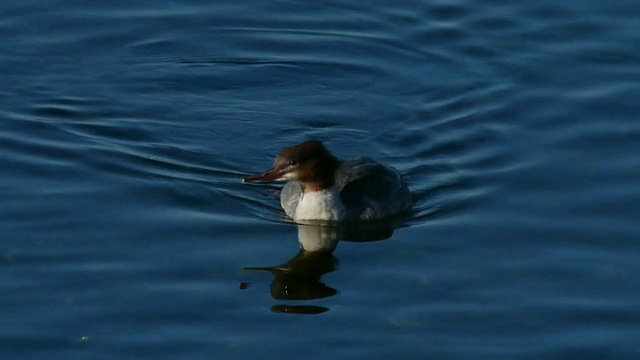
[2,1,639,358]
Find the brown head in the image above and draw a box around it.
[243,140,340,191]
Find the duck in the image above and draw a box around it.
[242,140,411,221]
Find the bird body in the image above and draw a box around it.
[243,141,411,221]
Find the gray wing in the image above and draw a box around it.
[337,157,412,220]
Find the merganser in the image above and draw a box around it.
[243,140,411,221]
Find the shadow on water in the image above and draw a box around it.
[241,221,398,315]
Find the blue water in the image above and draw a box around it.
[2,1,639,359]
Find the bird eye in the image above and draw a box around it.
[288,160,296,166]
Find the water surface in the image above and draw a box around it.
[1,0,639,359]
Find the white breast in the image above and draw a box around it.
[294,187,347,221]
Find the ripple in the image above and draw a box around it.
[2,0,640,358]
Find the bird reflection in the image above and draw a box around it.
[242,221,395,315]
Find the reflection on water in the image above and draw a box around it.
[243,223,396,315]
